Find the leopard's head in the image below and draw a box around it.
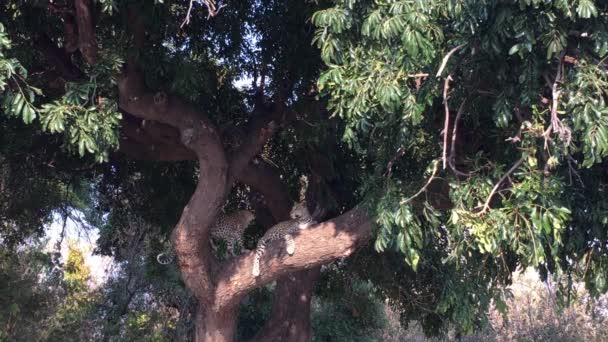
[289,202,311,222]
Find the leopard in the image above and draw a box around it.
[252,202,314,276]
[210,210,255,257]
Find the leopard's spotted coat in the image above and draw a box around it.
[252,202,314,276]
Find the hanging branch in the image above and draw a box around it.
[543,50,571,149]
[448,98,473,177]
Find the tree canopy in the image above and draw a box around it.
[1,0,608,341]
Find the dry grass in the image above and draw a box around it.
[397,270,608,342]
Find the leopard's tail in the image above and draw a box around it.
[252,243,267,276]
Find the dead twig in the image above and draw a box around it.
[400,160,440,205]
[442,75,453,169]
[449,98,475,177]
[475,156,525,216]
[436,44,465,78]
[384,147,406,177]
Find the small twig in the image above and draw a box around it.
[400,160,440,205]
[442,75,453,169]
[384,147,406,177]
[567,156,584,187]
[436,44,465,78]
[180,0,195,28]
[475,156,525,216]
[449,98,474,177]
[407,73,430,78]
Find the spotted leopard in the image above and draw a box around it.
[252,202,314,276]
[210,210,255,257]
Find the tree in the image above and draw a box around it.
[2,0,608,341]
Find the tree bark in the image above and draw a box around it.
[195,305,239,342]
[251,267,320,342]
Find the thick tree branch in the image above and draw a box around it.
[118,63,228,305]
[117,67,225,158]
[236,160,292,219]
[120,119,196,161]
[73,0,98,64]
[214,206,372,309]
[251,267,320,342]
[227,106,296,184]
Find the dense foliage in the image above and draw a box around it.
[1,0,608,340]
[313,0,608,331]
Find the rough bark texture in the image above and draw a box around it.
[251,267,321,342]
[73,0,98,64]
[195,305,239,342]
[214,206,372,308]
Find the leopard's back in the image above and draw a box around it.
[259,219,299,243]
[252,202,314,276]
[211,210,253,239]
[210,210,254,256]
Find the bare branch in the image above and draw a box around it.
[181,0,226,28]
[399,160,440,205]
[442,74,453,169]
[436,44,465,78]
[475,157,525,216]
[449,98,475,177]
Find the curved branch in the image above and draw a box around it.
[475,156,525,216]
[400,160,440,205]
[118,65,228,305]
[436,44,465,78]
[236,159,293,220]
[227,107,296,184]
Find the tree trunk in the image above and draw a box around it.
[195,305,239,342]
[117,48,373,342]
[251,267,320,342]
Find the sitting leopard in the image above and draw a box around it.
[210,210,255,257]
[252,202,314,276]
